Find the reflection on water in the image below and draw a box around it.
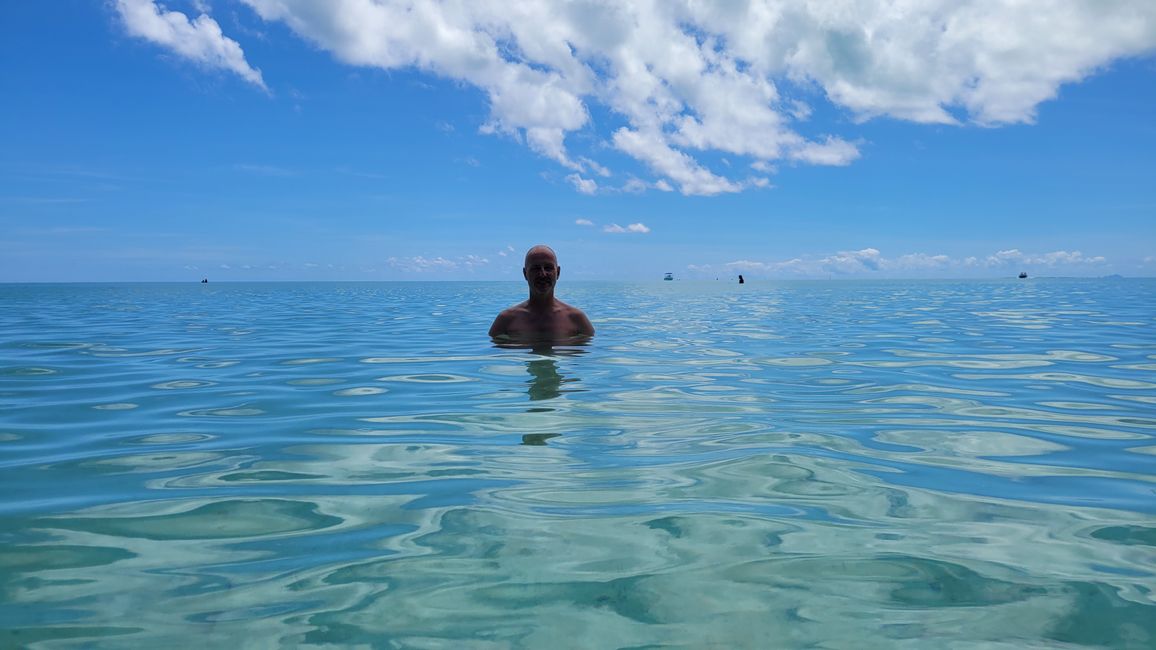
[527,356,564,402]
[1,280,1155,648]
[521,344,585,443]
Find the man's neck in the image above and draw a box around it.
[527,293,555,310]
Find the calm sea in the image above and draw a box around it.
[2,279,1155,648]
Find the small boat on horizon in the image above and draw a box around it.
[1018,272,1028,279]
[663,272,674,281]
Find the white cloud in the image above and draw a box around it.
[575,218,594,226]
[580,157,611,178]
[977,249,1107,267]
[116,0,267,90]
[566,174,598,194]
[612,127,742,196]
[893,253,952,270]
[788,136,861,166]
[621,178,648,194]
[603,222,650,234]
[387,255,457,272]
[387,253,492,273]
[802,247,884,274]
[718,247,1110,277]
[462,254,489,269]
[227,1,1155,194]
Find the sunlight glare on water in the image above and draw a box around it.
[1,279,1155,648]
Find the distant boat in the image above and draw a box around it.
[663,272,674,281]
[1018,272,1028,279]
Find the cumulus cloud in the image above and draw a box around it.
[566,174,598,194]
[975,249,1106,267]
[604,222,651,234]
[575,218,594,226]
[387,254,494,273]
[387,255,458,272]
[462,254,489,269]
[821,247,883,273]
[613,127,742,196]
[116,0,267,90]
[222,0,1155,195]
[720,248,1108,277]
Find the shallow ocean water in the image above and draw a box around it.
[1,279,1155,649]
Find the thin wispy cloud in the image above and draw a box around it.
[0,197,92,205]
[17,226,108,236]
[2,163,145,183]
[604,223,651,234]
[115,0,267,91]
[233,163,296,176]
[575,219,594,227]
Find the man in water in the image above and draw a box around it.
[489,245,595,343]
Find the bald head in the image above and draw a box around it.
[524,245,557,266]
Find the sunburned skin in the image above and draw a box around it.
[489,245,595,345]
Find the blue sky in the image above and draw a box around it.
[2,0,1154,282]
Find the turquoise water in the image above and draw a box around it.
[2,279,1155,648]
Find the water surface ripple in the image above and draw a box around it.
[2,280,1154,648]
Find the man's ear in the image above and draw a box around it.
[557,266,562,279]
[523,267,529,281]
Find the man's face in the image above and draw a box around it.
[524,251,559,296]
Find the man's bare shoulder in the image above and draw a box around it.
[496,302,531,317]
[488,302,528,337]
[553,299,582,314]
[558,300,595,335]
